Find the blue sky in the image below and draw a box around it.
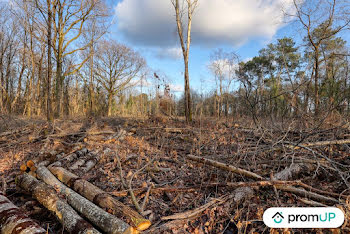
[108,0,348,96]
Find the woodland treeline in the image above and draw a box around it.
[0,0,349,123]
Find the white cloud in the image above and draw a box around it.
[155,47,182,60]
[169,83,184,92]
[115,0,296,47]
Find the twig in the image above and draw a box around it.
[116,154,127,189]
[141,184,153,213]
[127,156,156,214]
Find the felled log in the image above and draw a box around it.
[0,191,46,234]
[36,166,137,234]
[50,148,88,167]
[70,151,96,170]
[49,166,151,231]
[186,154,264,180]
[16,173,101,234]
[79,151,101,173]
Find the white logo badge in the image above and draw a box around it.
[263,207,344,228]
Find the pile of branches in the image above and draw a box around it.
[1,117,350,233]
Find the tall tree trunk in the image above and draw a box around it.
[173,0,196,123]
[184,59,191,122]
[314,48,320,116]
[89,41,95,116]
[47,0,53,121]
[108,92,113,116]
[55,2,64,118]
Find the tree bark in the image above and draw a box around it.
[108,92,113,116]
[49,166,151,231]
[36,166,136,234]
[0,191,46,234]
[46,0,53,121]
[16,173,101,234]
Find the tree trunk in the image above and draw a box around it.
[46,0,53,121]
[184,58,192,123]
[0,191,46,234]
[108,92,113,116]
[16,173,101,234]
[56,58,63,117]
[49,166,151,231]
[89,41,95,116]
[36,166,135,234]
[314,48,320,116]
[173,0,195,123]
[55,3,64,118]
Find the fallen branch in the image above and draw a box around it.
[0,191,47,234]
[299,138,350,148]
[276,185,340,204]
[49,166,151,231]
[110,180,300,197]
[161,197,222,220]
[161,187,254,221]
[36,166,136,234]
[186,154,264,180]
[16,173,101,234]
[297,181,347,199]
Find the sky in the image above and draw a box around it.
[109,0,303,96]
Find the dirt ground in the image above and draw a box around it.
[1,115,350,233]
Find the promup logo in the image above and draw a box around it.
[272,212,284,224]
[263,207,344,228]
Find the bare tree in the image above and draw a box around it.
[46,0,53,121]
[292,0,350,116]
[171,0,198,123]
[49,0,108,117]
[94,40,145,116]
[208,49,238,117]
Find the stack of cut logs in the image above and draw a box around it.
[1,148,151,234]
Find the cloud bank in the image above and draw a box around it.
[155,47,182,60]
[115,0,295,47]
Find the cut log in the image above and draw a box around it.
[36,166,137,234]
[81,152,101,173]
[50,148,88,167]
[0,191,46,234]
[49,166,151,231]
[186,154,264,180]
[16,173,101,234]
[70,151,96,170]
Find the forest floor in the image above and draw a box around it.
[1,114,350,233]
